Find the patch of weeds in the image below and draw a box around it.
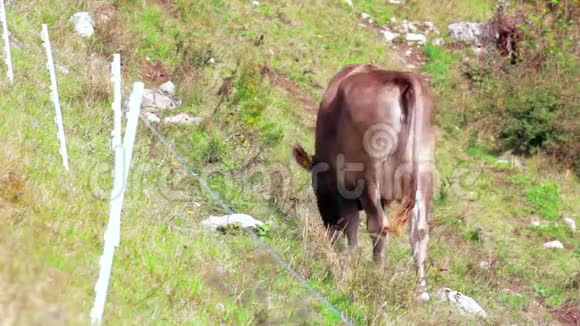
[462,60,493,86]
[358,1,393,25]
[507,174,532,187]
[465,227,483,244]
[202,137,227,164]
[499,290,527,310]
[259,121,284,146]
[533,283,566,307]
[422,43,458,86]
[465,147,495,162]
[256,2,274,17]
[255,223,271,237]
[434,183,448,206]
[525,182,560,221]
[139,6,175,60]
[524,224,571,242]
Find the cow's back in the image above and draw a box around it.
[315,66,434,203]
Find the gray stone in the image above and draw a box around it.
[448,22,496,45]
[436,288,488,318]
[55,65,69,74]
[164,113,204,125]
[144,112,160,123]
[141,89,182,111]
[563,217,576,232]
[69,12,95,38]
[543,240,564,249]
[382,30,400,42]
[433,38,444,46]
[406,33,427,44]
[159,81,176,95]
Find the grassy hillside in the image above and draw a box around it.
[1,0,578,325]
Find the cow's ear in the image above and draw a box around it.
[292,144,312,170]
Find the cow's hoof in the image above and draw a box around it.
[416,291,430,302]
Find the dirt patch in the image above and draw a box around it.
[356,15,427,72]
[392,41,427,69]
[551,303,580,326]
[139,59,171,86]
[260,65,318,112]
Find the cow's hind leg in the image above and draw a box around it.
[342,203,360,251]
[362,180,387,262]
[409,175,432,301]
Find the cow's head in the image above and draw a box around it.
[292,144,313,171]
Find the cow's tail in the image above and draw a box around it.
[386,75,428,236]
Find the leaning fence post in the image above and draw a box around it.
[41,24,69,170]
[90,82,143,325]
[0,0,14,84]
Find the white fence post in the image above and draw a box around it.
[0,0,13,84]
[90,81,143,325]
[41,24,69,171]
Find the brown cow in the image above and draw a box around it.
[293,64,436,300]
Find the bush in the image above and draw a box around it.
[463,1,578,172]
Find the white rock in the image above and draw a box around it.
[543,240,564,249]
[141,89,182,111]
[144,112,160,123]
[479,261,490,269]
[344,0,352,6]
[423,21,436,32]
[361,13,372,20]
[390,17,398,24]
[382,30,400,42]
[251,0,260,6]
[406,33,427,44]
[433,38,444,46]
[69,12,95,38]
[563,217,576,232]
[530,220,541,227]
[208,57,216,64]
[201,214,264,231]
[404,49,412,57]
[436,288,488,318]
[407,22,419,33]
[164,113,204,125]
[159,81,176,95]
[389,0,404,4]
[55,65,69,74]
[417,291,430,302]
[448,22,495,45]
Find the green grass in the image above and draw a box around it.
[1,0,579,325]
[422,43,459,86]
[525,182,561,221]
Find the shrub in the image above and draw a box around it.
[463,1,578,173]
